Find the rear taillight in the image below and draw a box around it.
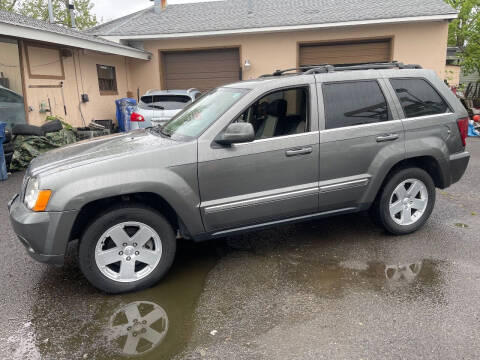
[130,112,145,122]
[457,117,468,147]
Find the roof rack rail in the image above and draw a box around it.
[259,66,322,77]
[260,62,422,78]
[303,61,423,74]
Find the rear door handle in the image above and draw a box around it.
[285,147,313,157]
[376,134,399,143]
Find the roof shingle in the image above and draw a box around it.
[0,9,147,54]
[87,0,457,37]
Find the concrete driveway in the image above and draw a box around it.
[1,139,479,360]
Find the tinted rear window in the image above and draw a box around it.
[390,78,451,118]
[323,80,391,129]
[140,95,191,110]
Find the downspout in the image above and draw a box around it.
[69,1,76,29]
[48,0,55,23]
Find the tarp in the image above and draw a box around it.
[115,98,137,132]
[468,122,480,137]
[10,129,77,171]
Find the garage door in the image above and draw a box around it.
[163,48,240,92]
[299,40,391,67]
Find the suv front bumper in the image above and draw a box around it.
[8,194,78,266]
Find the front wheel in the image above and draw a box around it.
[372,168,436,235]
[79,205,176,294]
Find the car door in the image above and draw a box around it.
[317,74,405,212]
[197,81,320,233]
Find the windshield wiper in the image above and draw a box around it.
[160,128,171,138]
[149,126,170,137]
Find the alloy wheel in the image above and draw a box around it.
[95,222,162,283]
[388,179,429,226]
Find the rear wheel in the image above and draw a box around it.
[79,205,176,294]
[372,168,436,235]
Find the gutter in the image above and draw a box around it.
[0,22,151,60]
[98,13,458,42]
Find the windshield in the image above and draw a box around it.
[160,88,248,140]
[140,95,192,110]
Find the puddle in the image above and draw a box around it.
[4,217,467,360]
[26,241,219,360]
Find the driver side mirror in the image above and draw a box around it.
[216,123,255,146]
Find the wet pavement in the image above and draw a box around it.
[1,138,480,360]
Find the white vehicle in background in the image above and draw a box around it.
[0,85,26,130]
[130,89,202,129]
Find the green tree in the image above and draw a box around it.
[0,0,97,30]
[445,0,480,75]
[0,0,19,11]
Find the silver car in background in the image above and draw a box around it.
[131,89,201,129]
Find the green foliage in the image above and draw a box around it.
[445,0,480,75]
[0,0,19,11]
[45,115,74,131]
[0,0,97,30]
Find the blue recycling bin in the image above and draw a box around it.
[0,122,7,181]
[115,98,137,132]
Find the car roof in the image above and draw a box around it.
[143,89,199,96]
[223,67,437,90]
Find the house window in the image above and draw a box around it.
[97,64,117,95]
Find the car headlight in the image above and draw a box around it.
[24,177,52,212]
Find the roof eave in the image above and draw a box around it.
[0,22,151,60]
[97,13,458,41]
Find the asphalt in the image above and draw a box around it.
[1,138,480,360]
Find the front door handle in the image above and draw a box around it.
[376,134,399,143]
[285,147,313,157]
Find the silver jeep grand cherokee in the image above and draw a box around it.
[9,62,470,293]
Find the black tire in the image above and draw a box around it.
[3,142,13,154]
[5,152,13,168]
[41,120,63,134]
[12,124,44,137]
[79,205,177,294]
[371,167,436,235]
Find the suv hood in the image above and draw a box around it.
[29,130,176,177]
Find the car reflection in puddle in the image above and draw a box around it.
[29,242,218,360]
[385,261,423,283]
[107,301,169,357]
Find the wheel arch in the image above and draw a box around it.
[69,192,188,244]
[367,155,447,207]
[383,155,447,189]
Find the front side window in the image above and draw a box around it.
[390,78,450,118]
[97,64,117,95]
[233,87,309,140]
[160,87,248,141]
[323,80,391,130]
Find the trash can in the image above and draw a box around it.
[115,98,137,132]
[0,122,7,181]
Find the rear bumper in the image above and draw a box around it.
[449,151,470,185]
[8,194,78,266]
